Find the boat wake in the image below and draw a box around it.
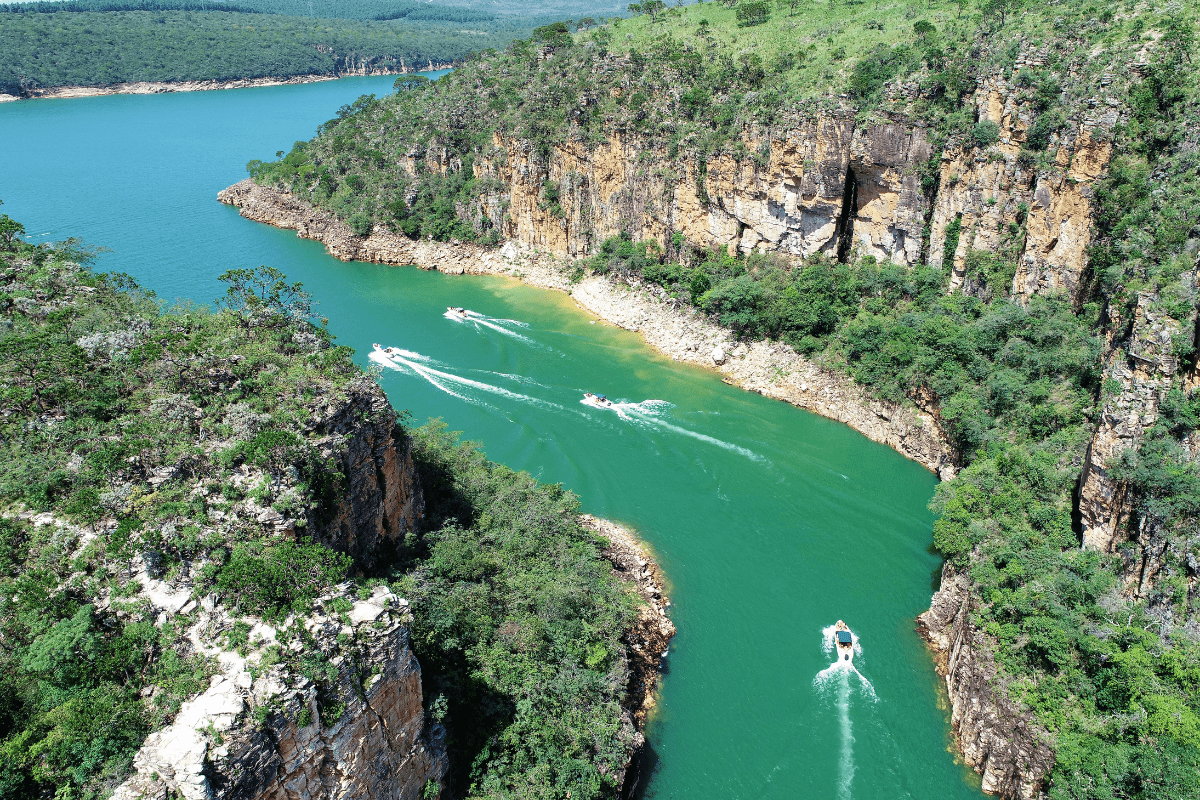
[444,308,537,344]
[370,347,559,410]
[615,400,765,462]
[813,624,877,800]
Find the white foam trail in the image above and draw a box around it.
[380,347,442,365]
[837,669,854,800]
[370,351,477,404]
[446,309,537,343]
[376,347,560,410]
[615,402,764,462]
[472,316,536,343]
[475,313,529,328]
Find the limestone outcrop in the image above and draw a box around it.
[112,584,448,800]
[918,567,1054,799]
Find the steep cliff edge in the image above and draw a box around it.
[918,568,1054,799]
[111,584,447,800]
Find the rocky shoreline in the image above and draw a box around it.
[217,179,957,479]
[580,515,675,799]
[918,566,1053,799]
[0,66,450,103]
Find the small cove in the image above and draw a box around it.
[0,76,985,799]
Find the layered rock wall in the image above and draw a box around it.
[918,568,1054,799]
[464,77,1114,308]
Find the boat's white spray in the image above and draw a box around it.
[444,309,537,344]
[813,624,877,799]
[595,399,765,462]
[372,348,560,410]
[369,350,477,404]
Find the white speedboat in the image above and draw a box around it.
[446,306,470,318]
[582,392,614,409]
[835,620,855,663]
[372,343,398,356]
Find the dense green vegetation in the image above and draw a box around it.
[0,212,644,800]
[248,0,1200,795]
[0,217,359,799]
[0,8,535,94]
[397,423,637,799]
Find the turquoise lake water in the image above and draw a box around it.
[0,76,984,799]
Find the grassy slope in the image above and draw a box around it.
[247,1,1200,796]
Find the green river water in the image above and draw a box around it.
[1,76,984,800]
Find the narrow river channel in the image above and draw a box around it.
[1,76,984,799]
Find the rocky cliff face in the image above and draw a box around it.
[308,382,424,571]
[104,379,449,800]
[918,568,1054,799]
[112,585,447,800]
[464,75,1114,308]
[1078,277,1199,590]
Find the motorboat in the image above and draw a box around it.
[582,392,614,409]
[834,620,855,663]
[447,306,470,318]
[372,343,398,356]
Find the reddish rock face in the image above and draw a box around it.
[306,382,425,571]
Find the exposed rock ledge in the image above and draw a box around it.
[918,566,1054,799]
[217,180,956,479]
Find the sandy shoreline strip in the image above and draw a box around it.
[0,67,450,103]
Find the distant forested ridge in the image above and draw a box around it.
[0,9,530,94]
[0,0,501,22]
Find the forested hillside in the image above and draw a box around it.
[0,210,649,800]
[245,1,1200,796]
[0,10,504,94]
[0,0,502,23]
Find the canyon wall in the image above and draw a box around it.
[918,568,1054,799]
[466,69,1115,309]
[107,379,450,800]
[1077,276,1199,599]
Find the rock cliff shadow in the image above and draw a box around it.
[927,542,944,592]
[628,738,661,800]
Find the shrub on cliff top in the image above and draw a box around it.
[213,540,353,618]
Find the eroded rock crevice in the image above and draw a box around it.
[834,167,858,264]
